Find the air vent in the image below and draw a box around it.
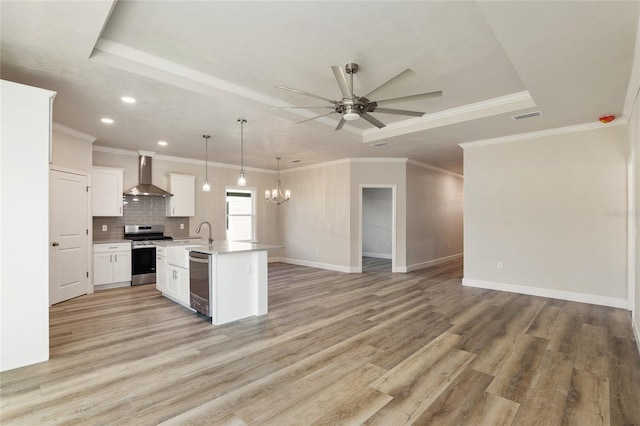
[512,111,543,120]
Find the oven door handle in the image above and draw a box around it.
[189,256,210,264]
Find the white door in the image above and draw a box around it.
[50,169,89,305]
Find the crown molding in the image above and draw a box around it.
[407,159,463,178]
[459,119,628,150]
[52,122,96,143]
[93,145,275,174]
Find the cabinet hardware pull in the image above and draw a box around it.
[110,254,113,263]
[115,254,118,262]
[52,242,59,247]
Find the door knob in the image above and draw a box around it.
[52,242,59,247]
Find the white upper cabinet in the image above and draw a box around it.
[166,173,195,217]
[92,167,124,216]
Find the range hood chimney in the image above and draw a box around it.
[123,152,172,197]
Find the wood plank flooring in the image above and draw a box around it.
[1,259,639,425]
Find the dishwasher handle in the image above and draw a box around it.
[189,252,210,263]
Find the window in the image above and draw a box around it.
[226,189,254,241]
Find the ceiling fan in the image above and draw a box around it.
[273,63,442,131]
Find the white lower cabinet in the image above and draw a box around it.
[93,243,131,288]
[167,266,190,306]
[156,247,167,293]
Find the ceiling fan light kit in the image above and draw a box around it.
[274,62,442,131]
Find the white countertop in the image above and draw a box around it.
[154,239,207,247]
[187,241,283,255]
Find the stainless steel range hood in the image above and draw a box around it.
[123,155,172,197]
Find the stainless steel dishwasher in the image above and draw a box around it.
[189,251,211,319]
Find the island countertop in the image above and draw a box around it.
[187,241,283,255]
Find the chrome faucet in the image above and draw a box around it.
[196,221,213,245]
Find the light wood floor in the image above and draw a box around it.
[1,259,639,425]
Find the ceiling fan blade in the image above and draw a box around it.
[331,66,352,99]
[269,106,334,109]
[360,112,386,129]
[363,68,414,100]
[335,117,346,131]
[371,107,424,117]
[296,111,335,124]
[375,90,443,106]
[275,85,337,104]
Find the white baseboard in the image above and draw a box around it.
[362,251,393,260]
[462,278,628,309]
[406,253,464,272]
[275,257,356,273]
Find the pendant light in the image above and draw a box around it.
[237,118,247,186]
[265,157,291,205]
[202,134,211,192]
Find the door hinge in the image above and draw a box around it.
[86,272,89,278]
[86,185,90,193]
[86,229,89,235]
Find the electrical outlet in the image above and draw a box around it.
[101,225,107,232]
[497,261,503,269]
[180,223,184,230]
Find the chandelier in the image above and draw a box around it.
[265,157,290,205]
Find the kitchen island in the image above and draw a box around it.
[155,240,282,325]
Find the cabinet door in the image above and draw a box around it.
[175,267,190,305]
[113,251,132,283]
[93,252,113,285]
[166,266,178,297]
[156,256,167,292]
[92,168,123,216]
[166,174,195,217]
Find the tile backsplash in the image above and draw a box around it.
[93,196,190,241]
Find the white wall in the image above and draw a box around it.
[279,161,351,271]
[631,91,640,344]
[463,125,628,307]
[406,162,464,269]
[92,149,281,251]
[51,126,94,173]
[1,80,56,371]
[362,188,393,258]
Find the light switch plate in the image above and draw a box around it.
[180,223,184,230]
[101,225,107,232]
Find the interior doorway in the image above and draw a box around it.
[360,186,395,272]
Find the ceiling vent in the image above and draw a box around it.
[512,111,543,120]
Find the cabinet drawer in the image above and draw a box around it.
[156,246,167,257]
[94,242,131,253]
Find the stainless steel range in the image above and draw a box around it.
[124,225,173,285]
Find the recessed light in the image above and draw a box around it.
[158,141,168,146]
[373,142,388,147]
[101,118,114,124]
[121,96,136,104]
[290,159,301,163]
